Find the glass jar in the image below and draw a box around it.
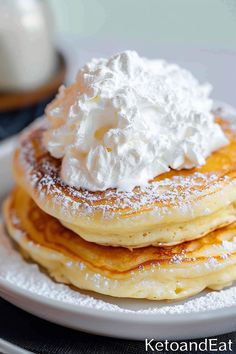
[0,0,57,91]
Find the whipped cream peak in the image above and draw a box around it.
[43,50,228,191]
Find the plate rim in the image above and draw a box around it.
[1,275,236,323]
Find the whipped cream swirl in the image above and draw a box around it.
[43,50,228,191]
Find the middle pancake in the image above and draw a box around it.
[13,118,236,248]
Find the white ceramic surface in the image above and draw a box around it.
[1,124,236,340]
[1,278,236,341]
[0,339,32,354]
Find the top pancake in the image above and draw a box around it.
[13,117,236,248]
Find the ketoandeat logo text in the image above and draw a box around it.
[145,338,233,352]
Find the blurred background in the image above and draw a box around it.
[47,0,236,48]
[0,0,236,140]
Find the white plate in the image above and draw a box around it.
[1,114,236,341]
[0,339,33,354]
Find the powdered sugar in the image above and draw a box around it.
[1,224,236,315]
[19,127,232,221]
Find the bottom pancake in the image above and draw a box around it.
[4,187,236,300]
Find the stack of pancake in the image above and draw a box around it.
[4,117,236,300]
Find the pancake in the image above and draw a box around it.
[4,186,236,300]
[13,117,236,248]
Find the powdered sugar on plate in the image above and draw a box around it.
[1,224,236,316]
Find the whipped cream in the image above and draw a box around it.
[43,50,228,191]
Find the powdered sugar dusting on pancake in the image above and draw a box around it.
[17,122,233,220]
